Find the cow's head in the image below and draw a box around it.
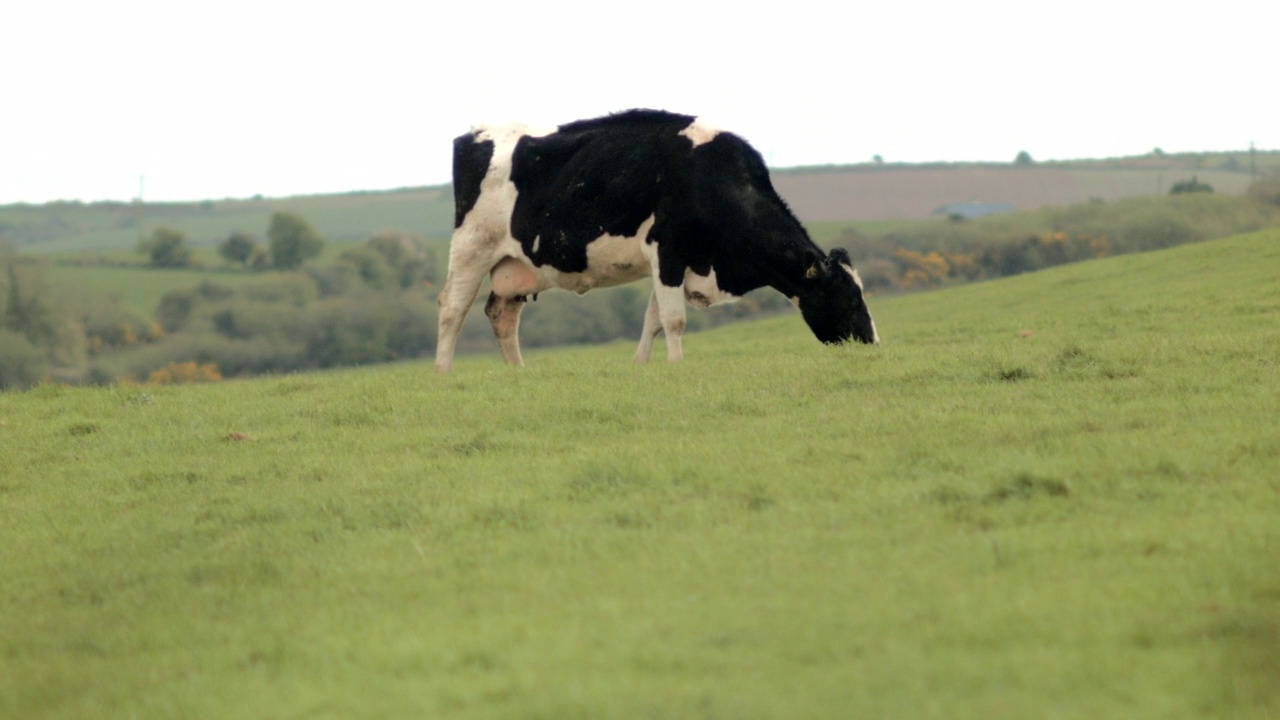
[798,248,879,346]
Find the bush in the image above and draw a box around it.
[337,246,396,289]
[238,273,320,306]
[823,193,1280,292]
[99,331,308,381]
[301,297,397,368]
[71,292,153,353]
[0,328,48,390]
[2,254,87,375]
[1248,172,1280,207]
[218,231,259,266]
[156,288,197,333]
[267,212,325,270]
[145,361,222,385]
[138,226,193,268]
[1169,176,1214,195]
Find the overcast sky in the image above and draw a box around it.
[2,0,1274,204]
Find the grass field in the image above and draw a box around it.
[3,230,1278,718]
[42,238,377,317]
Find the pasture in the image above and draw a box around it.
[2,230,1278,718]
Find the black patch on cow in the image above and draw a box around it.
[501,109,877,345]
[509,110,695,272]
[453,133,494,228]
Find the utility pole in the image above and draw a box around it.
[134,175,145,231]
[1250,141,1257,180]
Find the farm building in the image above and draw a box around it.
[930,201,1017,219]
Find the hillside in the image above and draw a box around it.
[2,230,1278,718]
[3,150,1273,254]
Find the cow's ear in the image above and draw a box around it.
[804,251,828,280]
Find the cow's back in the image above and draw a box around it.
[504,111,698,275]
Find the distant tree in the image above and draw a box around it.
[137,226,192,268]
[1169,176,1214,195]
[1014,150,1035,166]
[338,245,396,289]
[249,247,271,271]
[0,328,46,390]
[1247,172,1280,206]
[872,154,884,165]
[366,230,439,287]
[218,231,259,266]
[155,287,197,333]
[267,212,324,270]
[1,253,85,386]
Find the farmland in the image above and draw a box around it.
[774,165,1258,222]
[3,229,1277,718]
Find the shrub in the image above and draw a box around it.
[137,226,193,268]
[156,288,197,333]
[1169,176,1214,195]
[1248,172,1280,207]
[218,231,259,266]
[146,361,222,385]
[337,246,396,289]
[267,212,325,270]
[0,328,47,390]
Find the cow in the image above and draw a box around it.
[435,109,878,372]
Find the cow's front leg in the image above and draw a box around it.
[651,282,687,362]
[633,290,663,363]
[485,292,527,366]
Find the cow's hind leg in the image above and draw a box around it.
[435,262,489,373]
[485,292,527,366]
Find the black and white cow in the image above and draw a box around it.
[435,109,878,372]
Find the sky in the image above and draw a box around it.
[2,0,1275,204]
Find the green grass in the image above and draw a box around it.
[3,230,1279,718]
[43,238,388,316]
[43,264,261,316]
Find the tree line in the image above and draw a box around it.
[840,186,1280,293]
[4,176,1280,391]
[138,211,326,270]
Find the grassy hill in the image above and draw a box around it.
[3,230,1278,718]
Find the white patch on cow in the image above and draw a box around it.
[682,268,740,308]
[474,122,554,146]
[470,122,556,208]
[543,216,655,294]
[531,234,541,254]
[679,118,721,148]
[487,215,657,302]
[846,266,865,291]
[837,262,878,344]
